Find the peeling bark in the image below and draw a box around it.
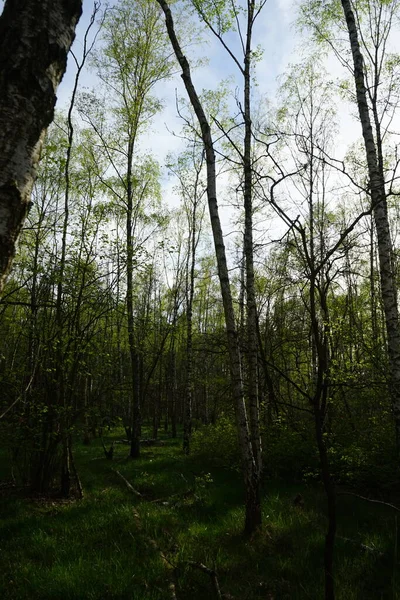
[0,0,83,293]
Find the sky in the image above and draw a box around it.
[2,0,400,251]
[54,0,370,182]
[1,0,397,159]
[54,0,303,241]
[56,0,296,154]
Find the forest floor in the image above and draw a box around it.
[0,429,399,599]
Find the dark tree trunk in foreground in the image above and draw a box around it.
[0,0,83,293]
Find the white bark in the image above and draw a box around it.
[156,0,261,532]
[340,0,400,447]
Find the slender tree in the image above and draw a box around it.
[157,0,262,533]
[301,0,400,450]
[191,0,264,480]
[168,141,207,453]
[82,0,174,457]
[338,0,400,449]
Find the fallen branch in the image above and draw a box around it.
[129,508,178,599]
[140,438,167,447]
[168,582,178,600]
[115,439,167,447]
[150,538,178,599]
[187,561,222,599]
[337,535,384,556]
[112,469,142,497]
[338,491,400,512]
[150,488,195,504]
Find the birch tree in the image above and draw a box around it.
[301,0,400,449]
[167,138,207,454]
[339,0,400,449]
[0,0,82,293]
[156,0,262,534]
[190,0,264,479]
[81,0,174,458]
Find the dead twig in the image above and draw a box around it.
[149,538,178,598]
[187,561,222,599]
[128,509,178,599]
[337,535,384,556]
[168,582,178,600]
[114,469,178,597]
[112,469,142,497]
[338,491,400,513]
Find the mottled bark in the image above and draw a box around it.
[0,0,82,293]
[157,0,261,532]
[340,0,400,447]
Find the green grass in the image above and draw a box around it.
[0,429,399,599]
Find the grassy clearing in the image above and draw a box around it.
[0,429,399,599]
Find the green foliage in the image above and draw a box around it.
[298,0,342,44]
[191,416,240,469]
[262,419,319,481]
[328,408,398,490]
[190,0,236,34]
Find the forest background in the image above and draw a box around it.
[1,0,400,598]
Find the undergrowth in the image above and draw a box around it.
[0,428,399,599]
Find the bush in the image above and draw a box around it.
[191,416,240,469]
[191,416,319,479]
[262,420,318,480]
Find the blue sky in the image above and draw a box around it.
[45,0,399,245]
[54,0,303,238]
[2,0,399,245]
[0,0,304,168]
[57,0,300,138]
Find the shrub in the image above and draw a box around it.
[191,416,240,469]
[262,420,318,480]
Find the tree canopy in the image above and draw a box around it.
[1,1,400,598]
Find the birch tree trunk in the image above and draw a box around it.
[340,0,400,448]
[156,0,261,534]
[0,0,82,293]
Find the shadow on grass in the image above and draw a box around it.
[0,429,399,599]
